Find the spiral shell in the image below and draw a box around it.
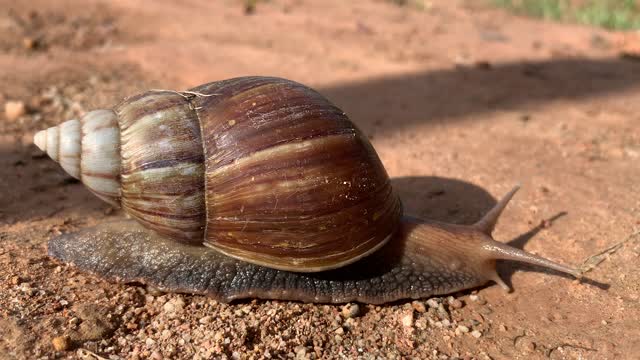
[34,110,121,206]
[34,77,402,272]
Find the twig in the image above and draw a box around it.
[579,229,640,273]
[545,343,596,357]
[77,348,109,360]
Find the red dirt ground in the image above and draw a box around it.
[0,0,638,359]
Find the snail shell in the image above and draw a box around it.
[36,76,583,304]
[35,77,401,272]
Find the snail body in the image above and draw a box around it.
[36,76,581,304]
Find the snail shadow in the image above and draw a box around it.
[0,139,108,226]
[319,57,640,135]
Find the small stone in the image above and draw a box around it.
[517,339,536,353]
[426,299,440,308]
[448,298,464,309]
[69,304,117,342]
[199,315,212,324]
[469,295,486,305]
[343,317,356,329]
[341,303,360,318]
[401,313,413,327]
[22,37,38,49]
[334,327,344,335]
[294,345,307,359]
[601,320,608,325]
[455,325,469,335]
[470,330,482,338]
[436,304,450,321]
[213,331,224,341]
[163,297,186,317]
[4,101,26,121]
[145,338,155,347]
[52,335,71,351]
[411,301,426,313]
[499,324,507,332]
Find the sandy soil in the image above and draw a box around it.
[1,0,639,359]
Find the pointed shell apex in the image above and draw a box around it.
[34,130,47,152]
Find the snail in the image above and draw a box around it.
[34,76,582,304]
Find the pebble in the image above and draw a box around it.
[71,304,117,341]
[163,297,186,317]
[436,304,450,321]
[294,345,307,359]
[454,325,469,335]
[411,301,426,313]
[161,330,173,340]
[448,298,464,309]
[401,313,413,327]
[343,317,356,329]
[426,298,440,308]
[517,339,536,353]
[341,303,360,318]
[52,335,71,351]
[469,295,487,305]
[4,100,26,121]
[69,317,80,326]
[22,37,38,49]
[199,315,212,324]
[470,330,482,338]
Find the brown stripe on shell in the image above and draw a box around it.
[191,78,358,169]
[115,92,206,244]
[189,77,401,271]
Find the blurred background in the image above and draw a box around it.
[1,1,639,359]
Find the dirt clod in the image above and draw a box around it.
[51,335,71,351]
[4,101,26,121]
[341,303,360,318]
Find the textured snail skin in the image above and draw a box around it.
[48,220,484,304]
[48,188,582,304]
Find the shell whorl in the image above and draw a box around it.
[34,110,121,206]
